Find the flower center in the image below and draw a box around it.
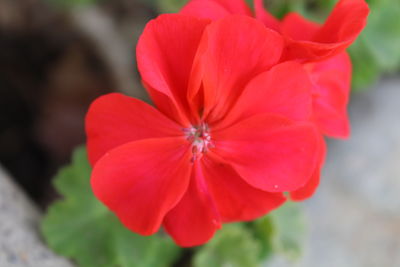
[184,123,213,162]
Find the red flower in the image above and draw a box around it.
[180,1,368,199]
[86,14,321,247]
[183,0,368,61]
[181,0,369,138]
[271,0,369,61]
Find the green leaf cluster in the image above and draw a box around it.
[194,224,262,267]
[41,147,307,267]
[194,201,306,267]
[155,0,188,13]
[41,147,181,267]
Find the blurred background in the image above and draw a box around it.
[0,0,399,266]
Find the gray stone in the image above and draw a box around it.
[268,77,400,267]
[0,167,74,267]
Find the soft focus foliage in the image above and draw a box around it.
[42,147,306,266]
[349,0,400,89]
[266,201,307,260]
[194,202,307,267]
[41,147,181,267]
[193,224,262,267]
[156,0,188,13]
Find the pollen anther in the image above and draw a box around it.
[184,123,213,162]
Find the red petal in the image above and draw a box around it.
[202,153,286,222]
[306,52,351,138]
[180,0,232,20]
[282,0,369,61]
[181,0,252,19]
[136,14,210,125]
[290,133,326,201]
[91,138,191,236]
[315,0,369,44]
[212,114,320,192]
[85,93,182,165]
[281,12,320,41]
[142,81,191,127]
[253,0,280,31]
[217,61,313,130]
[164,161,221,247]
[190,15,284,123]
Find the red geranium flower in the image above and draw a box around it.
[182,0,368,61]
[86,14,321,246]
[254,0,369,61]
[181,0,369,138]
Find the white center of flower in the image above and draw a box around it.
[184,123,213,162]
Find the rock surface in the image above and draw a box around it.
[269,77,400,266]
[0,167,74,267]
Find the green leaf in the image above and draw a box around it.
[251,216,276,261]
[41,146,181,267]
[193,224,261,267]
[156,0,189,13]
[348,36,380,91]
[361,0,400,72]
[193,202,307,267]
[269,201,307,261]
[250,202,307,263]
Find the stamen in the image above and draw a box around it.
[184,123,213,162]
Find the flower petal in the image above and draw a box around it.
[181,0,252,20]
[290,169,321,201]
[190,15,284,122]
[281,12,320,41]
[290,134,326,201]
[91,138,191,236]
[164,161,221,247]
[217,61,313,130]
[315,0,369,44]
[253,0,280,31]
[282,0,369,61]
[136,14,210,125]
[212,114,320,192]
[306,52,351,138]
[202,153,286,222]
[180,0,232,20]
[85,93,182,165]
